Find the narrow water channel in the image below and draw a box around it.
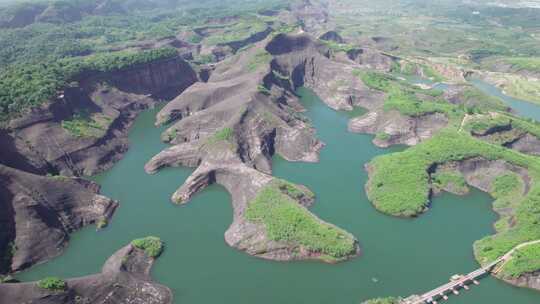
[16,88,540,303]
[469,78,540,122]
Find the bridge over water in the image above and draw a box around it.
[401,240,540,304]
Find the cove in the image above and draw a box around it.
[15,89,540,303]
[469,78,540,122]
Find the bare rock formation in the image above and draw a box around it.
[319,30,344,43]
[0,164,118,273]
[146,34,363,262]
[4,57,197,177]
[345,48,398,72]
[0,241,172,304]
[349,110,448,147]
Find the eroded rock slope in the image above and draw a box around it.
[4,57,197,177]
[146,34,371,262]
[0,240,172,304]
[0,164,118,273]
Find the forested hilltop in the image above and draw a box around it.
[0,0,290,122]
[3,0,540,123]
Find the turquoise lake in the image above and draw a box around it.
[16,86,540,304]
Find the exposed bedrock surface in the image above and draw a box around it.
[0,241,172,304]
[147,34,364,262]
[349,110,448,147]
[462,112,540,156]
[0,57,195,274]
[0,164,118,274]
[290,0,328,33]
[432,157,530,198]
[4,57,197,177]
[507,133,540,156]
[267,33,385,111]
[319,30,344,43]
[344,48,398,72]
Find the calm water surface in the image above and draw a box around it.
[469,78,540,122]
[16,88,540,303]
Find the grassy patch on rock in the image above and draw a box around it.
[464,112,540,145]
[37,277,67,291]
[432,170,469,194]
[131,236,163,258]
[459,86,508,113]
[247,50,272,72]
[463,114,511,135]
[383,89,456,117]
[375,132,391,141]
[501,243,540,278]
[61,109,111,138]
[366,129,540,274]
[207,127,234,144]
[245,179,357,261]
[204,19,267,46]
[355,70,460,118]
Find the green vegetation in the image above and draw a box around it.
[207,127,234,144]
[61,110,110,138]
[166,129,178,142]
[194,54,215,64]
[463,112,540,146]
[366,129,540,275]
[257,84,271,95]
[321,40,355,53]
[505,57,540,73]
[356,70,394,91]
[375,132,391,141]
[354,70,457,117]
[362,297,400,304]
[463,114,511,135]
[37,277,67,291]
[131,236,163,258]
[247,50,271,72]
[357,70,444,98]
[271,23,298,35]
[501,243,540,278]
[422,64,444,82]
[96,218,108,229]
[0,274,16,283]
[459,87,508,113]
[511,115,540,138]
[272,70,289,80]
[398,61,444,82]
[481,73,540,106]
[432,170,468,194]
[0,0,288,122]
[492,174,521,199]
[1,47,177,121]
[245,179,357,261]
[383,89,455,117]
[203,18,267,46]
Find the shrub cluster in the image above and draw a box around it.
[131,236,164,258]
[245,180,356,260]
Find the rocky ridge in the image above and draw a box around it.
[144,33,380,262]
[0,164,118,273]
[0,240,172,304]
[4,56,197,177]
[0,56,196,274]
